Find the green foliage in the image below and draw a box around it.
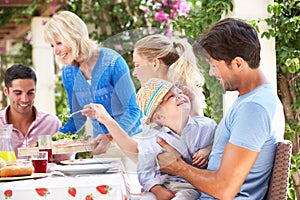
[55,76,70,126]
[261,0,300,198]
[289,152,300,199]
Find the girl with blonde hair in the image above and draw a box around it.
[133,34,206,116]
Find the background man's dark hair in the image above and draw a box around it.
[4,64,37,88]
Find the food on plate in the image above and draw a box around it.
[52,133,90,147]
[0,160,34,177]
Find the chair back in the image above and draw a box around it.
[264,140,292,200]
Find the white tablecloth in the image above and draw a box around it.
[0,173,129,200]
[0,158,130,200]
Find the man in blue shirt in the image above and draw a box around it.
[156,18,285,199]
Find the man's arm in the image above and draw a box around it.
[157,138,259,200]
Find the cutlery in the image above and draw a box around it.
[67,109,84,118]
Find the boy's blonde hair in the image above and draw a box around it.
[44,11,98,66]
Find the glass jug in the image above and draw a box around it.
[0,124,17,162]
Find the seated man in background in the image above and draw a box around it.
[0,64,61,158]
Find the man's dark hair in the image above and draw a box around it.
[196,18,261,69]
[4,64,37,88]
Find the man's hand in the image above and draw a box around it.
[91,134,111,155]
[156,137,184,175]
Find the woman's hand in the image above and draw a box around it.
[91,134,112,155]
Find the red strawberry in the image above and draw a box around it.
[4,189,12,198]
[68,187,76,197]
[35,188,50,197]
[96,185,112,194]
[85,194,93,200]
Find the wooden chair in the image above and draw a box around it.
[264,140,292,200]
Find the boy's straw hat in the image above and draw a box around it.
[137,78,173,124]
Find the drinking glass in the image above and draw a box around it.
[38,135,53,162]
[31,151,48,173]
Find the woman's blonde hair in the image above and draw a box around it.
[134,34,205,103]
[44,11,98,66]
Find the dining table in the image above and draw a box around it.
[0,158,130,200]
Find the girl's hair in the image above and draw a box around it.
[134,34,205,103]
[43,11,98,66]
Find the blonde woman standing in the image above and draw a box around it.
[44,11,142,154]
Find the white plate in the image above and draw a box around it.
[53,164,111,175]
[60,158,120,165]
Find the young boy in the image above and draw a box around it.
[81,78,216,199]
[136,78,216,200]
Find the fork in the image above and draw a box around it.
[66,109,84,118]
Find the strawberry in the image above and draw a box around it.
[4,189,12,199]
[85,194,93,200]
[35,188,50,197]
[96,185,112,195]
[68,187,76,197]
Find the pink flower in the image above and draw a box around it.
[170,10,176,19]
[116,0,121,4]
[5,0,9,3]
[49,3,59,9]
[172,0,191,17]
[155,10,166,23]
[159,0,168,6]
[24,32,32,44]
[42,20,47,26]
[115,44,123,51]
[129,41,134,47]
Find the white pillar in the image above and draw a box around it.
[31,17,56,115]
[223,0,276,114]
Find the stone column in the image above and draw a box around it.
[31,17,56,115]
[223,0,276,114]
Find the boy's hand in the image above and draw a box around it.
[150,184,176,200]
[192,145,212,168]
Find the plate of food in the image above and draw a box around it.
[0,158,48,181]
[53,164,112,175]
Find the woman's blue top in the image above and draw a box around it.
[59,47,142,137]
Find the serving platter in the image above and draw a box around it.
[18,143,97,156]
